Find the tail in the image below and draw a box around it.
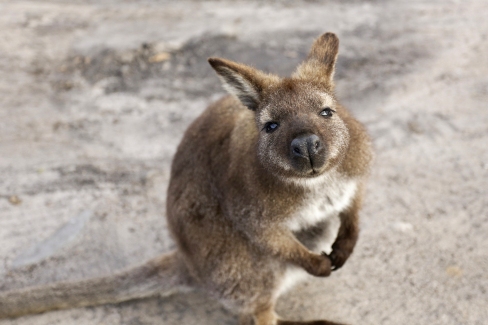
[0,251,186,319]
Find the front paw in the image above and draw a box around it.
[328,249,346,271]
[303,252,332,277]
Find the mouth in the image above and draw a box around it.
[290,157,325,177]
[310,157,323,175]
[294,166,322,178]
[308,168,322,177]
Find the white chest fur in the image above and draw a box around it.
[286,174,357,233]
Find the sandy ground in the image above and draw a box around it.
[0,1,487,324]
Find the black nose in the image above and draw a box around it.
[291,134,322,160]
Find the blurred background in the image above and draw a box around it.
[0,1,487,324]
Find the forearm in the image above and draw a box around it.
[247,224,332,277]
[329,195,361,270]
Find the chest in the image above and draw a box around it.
[285,177,357,232]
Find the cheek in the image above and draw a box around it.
[258,135,291,171]
[325,121,349,161]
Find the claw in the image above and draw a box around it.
[325,251,341,271]
[327,251,336,263]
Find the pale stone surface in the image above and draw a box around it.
[0,1,487,324]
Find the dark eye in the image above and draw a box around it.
[264,122,279,133]
[320,107,335,118]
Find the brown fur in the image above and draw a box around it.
[0,33,372,325]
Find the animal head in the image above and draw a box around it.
[209,33,350,180]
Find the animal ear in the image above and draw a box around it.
[293,32,339,88]
[208,57,279,111]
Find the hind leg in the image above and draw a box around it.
[251,305,279,325]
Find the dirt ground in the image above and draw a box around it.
[0,1,487,324]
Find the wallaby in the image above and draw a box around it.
[0,33,372,325]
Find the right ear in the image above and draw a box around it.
[293,32,339,89]
[208,57,279,111]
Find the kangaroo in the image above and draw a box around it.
[0,33,372,325]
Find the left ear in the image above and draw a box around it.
[293,32,339,88]
[208,57,279,111]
